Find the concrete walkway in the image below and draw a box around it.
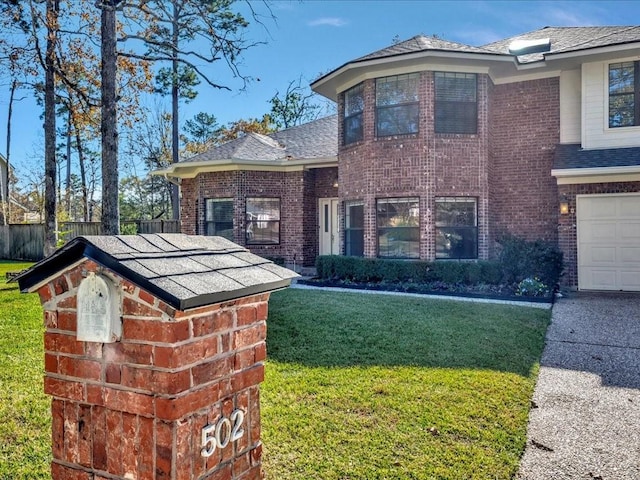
[517,292,640,479]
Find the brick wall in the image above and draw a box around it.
[558,181,640,287]
[488,77,560,253]
[40,260,267,480]
[180,168,338,267]
[337,72,491,260]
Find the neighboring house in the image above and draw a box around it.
[158,26,640,292]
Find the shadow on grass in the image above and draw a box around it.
[266,288,551,377]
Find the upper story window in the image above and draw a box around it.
[434,72,477,134]
[376,73,420,137]
[609,61,640,128]
[344,83,364,144]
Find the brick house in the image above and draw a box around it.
[159,26,640,292]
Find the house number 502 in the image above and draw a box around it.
[201,410,245,458]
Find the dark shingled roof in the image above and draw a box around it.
[553,143,640,170]
[182,115,337,164]
[482,26,640,63]
[15,234,298,310]
[352,35,502,63]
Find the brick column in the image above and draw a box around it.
[40,259,268,480]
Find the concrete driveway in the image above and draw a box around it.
[517,292,640,479]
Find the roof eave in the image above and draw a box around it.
[545,41,640,62]
[552,165,640,184]
[152,156,338,179]
[312,50,514,101]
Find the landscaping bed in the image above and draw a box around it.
[311,236,563,304]
[297,277,555,303]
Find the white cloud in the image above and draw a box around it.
[308,17,348,27]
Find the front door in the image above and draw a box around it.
[319,198,339,255]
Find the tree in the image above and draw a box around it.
[99,0,123,235]
[215,115,274,143]
[120,0,273,219]
[42,0,60,255]
[183,112,220,154]
[269,77,325,130]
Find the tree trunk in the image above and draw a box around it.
[74,119,89,222]
[65,107,72,217]
[170,1,180,220]
[100,0,120,235]
[2,79,16,226]
[43,0,59,256]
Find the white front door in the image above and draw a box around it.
[319,198,339,255]
[577,193,640,291]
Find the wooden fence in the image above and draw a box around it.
[0,220,180,261]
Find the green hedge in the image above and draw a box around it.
[315,237,563,288]
[315,256,504,286]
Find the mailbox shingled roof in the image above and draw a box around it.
[15,234,299,310]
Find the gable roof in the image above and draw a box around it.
[155,115,338,178]
[14,234,298,310]
[312,25,640,100]
[182,115,337,164]
[353,35,502,63]
[482,26,640,63]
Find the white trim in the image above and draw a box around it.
[490,69,561,85]
[153,157,338,179]
[552,165,640,184]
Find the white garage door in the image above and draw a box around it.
[577,194,640,291]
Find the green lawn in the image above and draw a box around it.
[262,289,550,480]
[0,261,50,480]
[0,261,550,479]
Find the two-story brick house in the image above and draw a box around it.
[158,26,640,291]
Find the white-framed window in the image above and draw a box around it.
[609,61,640,128]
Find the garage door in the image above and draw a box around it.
[577,194,640,291]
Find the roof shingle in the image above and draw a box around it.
[15,234,299,310]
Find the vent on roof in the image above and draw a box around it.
[508,38,551,55]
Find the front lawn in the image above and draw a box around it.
[0,261,550,479]
[262,288,550,479]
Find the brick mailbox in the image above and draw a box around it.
[15,234,298,480]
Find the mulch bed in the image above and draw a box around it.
[297,278,555,304]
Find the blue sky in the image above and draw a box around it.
[3,0,640,177]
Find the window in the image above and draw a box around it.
[376,73,420,136]
[345,201,364,256]
[246,198,280,245]
[609,61,640,128]
[205,198,234,240]
[344,83,364,144]
[376,198,419,258]
[435,197,477,259]
[434,72,477,134]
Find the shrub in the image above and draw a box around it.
[497,235,563,287]
[516,277,549,297]
[315,256,505,286]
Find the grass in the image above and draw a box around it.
[262,289,550,480]
[0,261,51,480]
[0,262,550,479]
